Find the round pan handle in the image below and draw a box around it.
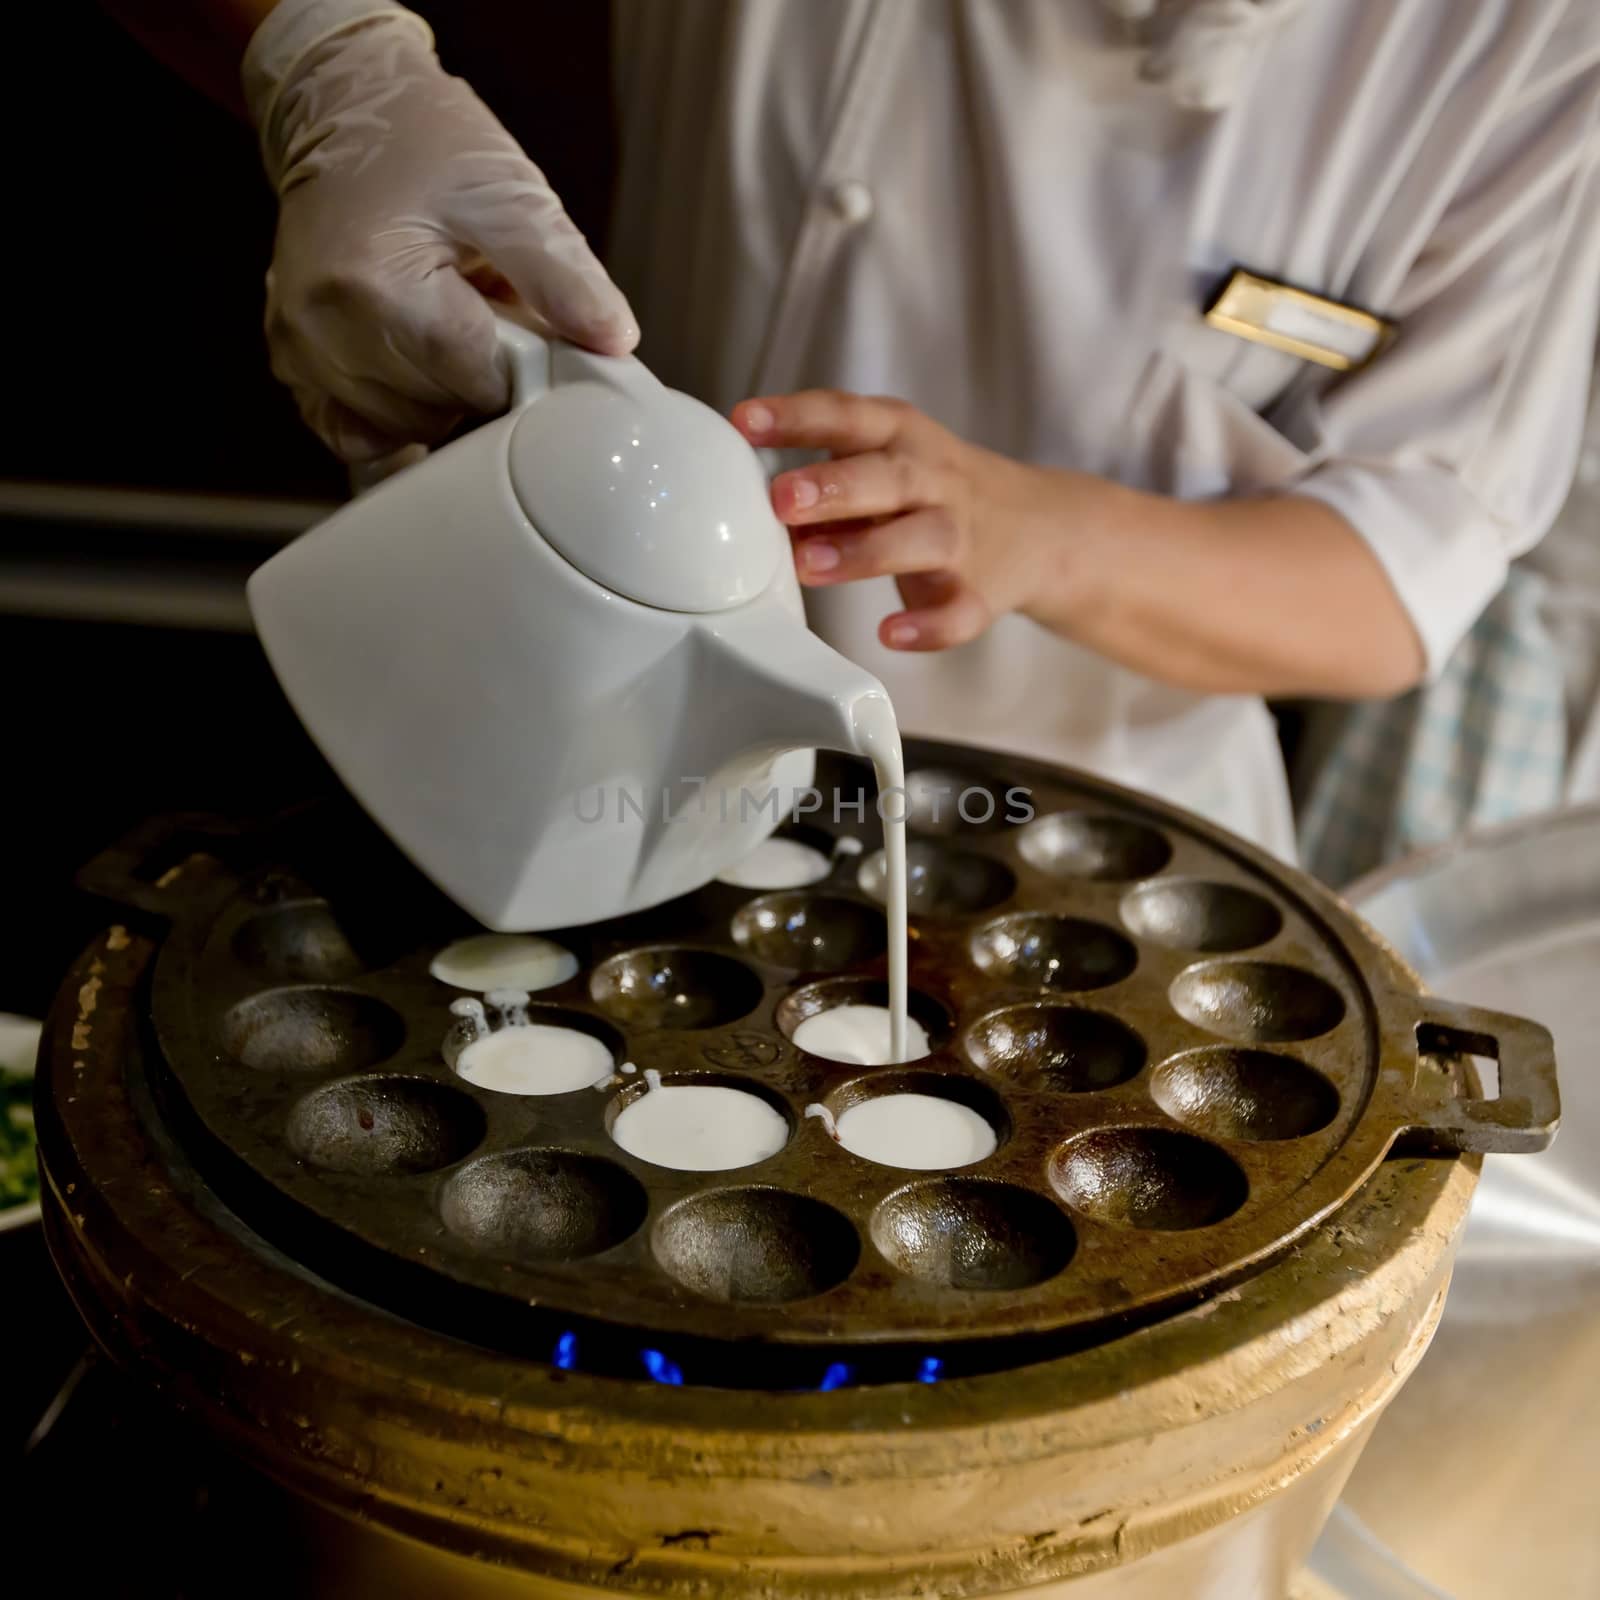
[1400,994,1560,1155]
[74,812,242,922]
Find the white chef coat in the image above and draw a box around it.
[607,0,1600,857]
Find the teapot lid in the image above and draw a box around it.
[507,346,782,613]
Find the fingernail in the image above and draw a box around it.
[575,311,639,354]
[790,478,819,510]
[801,540,839,573]
[887,622,919,647]
[742,403,774,435]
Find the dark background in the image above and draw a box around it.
[1,2,619,1019]
[3,0,622,1482]
[3,1,617,497]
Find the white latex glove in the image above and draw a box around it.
[242,0,637,463]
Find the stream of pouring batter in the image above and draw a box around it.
[853,696,909,1065]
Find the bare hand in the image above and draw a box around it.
[733,390,1096,652]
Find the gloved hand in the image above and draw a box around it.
[243,0,637,463]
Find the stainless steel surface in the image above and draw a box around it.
[0,481,333,630]
[1323,804,1600,1599]
[0,565,258,631]
[0,481,332,539]
[1303,1508,1451,1599]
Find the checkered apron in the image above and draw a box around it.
[1294,566,1570,888]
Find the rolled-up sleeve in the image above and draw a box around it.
[1280,33,1600,678]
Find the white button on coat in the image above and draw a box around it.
[826,179,875,225]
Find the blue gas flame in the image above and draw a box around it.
[641,1348,685,1386]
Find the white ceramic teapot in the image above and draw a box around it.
[248,320,894,931]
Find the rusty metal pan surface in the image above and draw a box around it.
[74,743,1559,1364]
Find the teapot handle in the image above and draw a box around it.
[494,316,553,409]
[492,315,662,409]
[347,315,552,495]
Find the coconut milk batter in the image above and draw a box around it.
[715,837,832,889]
[834,1093,996,1169]
[454,1024,614,1095]
[717,831,867,889]
[430,933,578,992]
[855,699,910,1064]
[611,1070,789,1170]
[791,1005,930,1066]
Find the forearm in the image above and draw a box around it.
[99,0,279,115]
[1041,482,1427,700]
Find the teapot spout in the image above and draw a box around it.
[693,605,895,767]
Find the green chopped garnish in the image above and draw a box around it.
[0,1068,39,1210]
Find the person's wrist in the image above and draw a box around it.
[1017,468,1133,638]
[243,0,434,179]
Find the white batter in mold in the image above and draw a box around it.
[446,992,612,1095]
[715,837,833,889]
[611,1070,789,1171]
[834,1094,996,1170]
[429,933,579,993]
[791,1005,930,1067]
[855,699,910,1064]
[454,1024,614,1095]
